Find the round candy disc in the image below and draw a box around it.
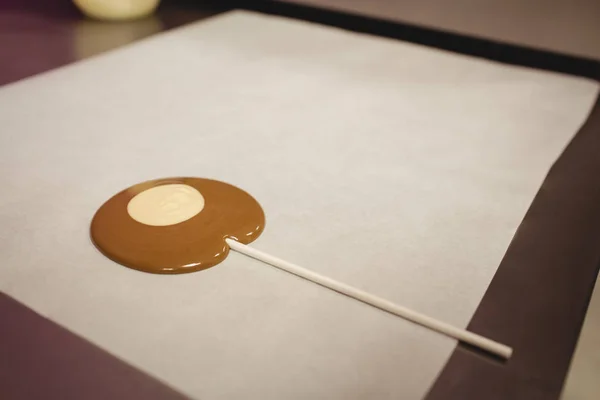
[91,177,265,274]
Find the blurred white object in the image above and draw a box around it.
[73,0,160,21]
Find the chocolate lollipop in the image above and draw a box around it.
[91,177,264,274]
[91,177,512,359]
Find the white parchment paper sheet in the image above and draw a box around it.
[0,11,597,400]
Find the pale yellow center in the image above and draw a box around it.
[127,184,205,226]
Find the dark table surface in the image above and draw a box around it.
[0,0,228,86]
[2,1,600,399]
[277,0,600,60]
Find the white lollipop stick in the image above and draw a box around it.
[225,238,512,359]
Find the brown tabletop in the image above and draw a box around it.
[0,293,190,399]
[275,0,600,60]
[0,0,228,86]
[2,1,600,399]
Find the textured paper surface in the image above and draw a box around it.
[0,11,597,400]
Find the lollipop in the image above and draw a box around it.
[91,177,512,359]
